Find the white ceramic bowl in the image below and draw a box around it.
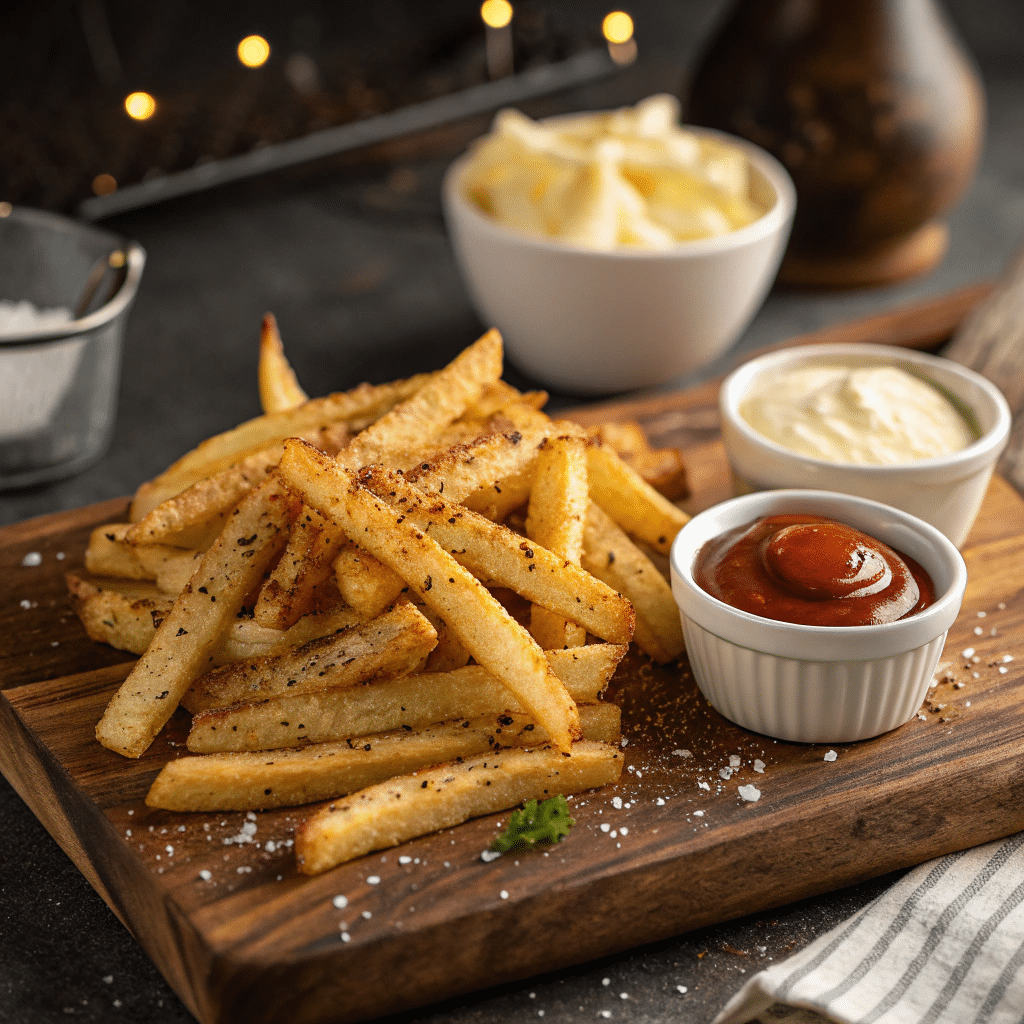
[669,489,967,743]
[442,125,795,395]
[719,343,1012,547]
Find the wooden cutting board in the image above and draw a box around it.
[3,287,1023,1024]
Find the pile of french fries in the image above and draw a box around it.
[69,319,690,875]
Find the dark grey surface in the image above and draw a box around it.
[2,1,1023,1021]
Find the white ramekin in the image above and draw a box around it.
[719,343,1011,547]
[669,490,967,743]
[442,124,795,395]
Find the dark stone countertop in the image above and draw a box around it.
[2,1,1022,1022]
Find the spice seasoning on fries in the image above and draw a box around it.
[72,323,690,874]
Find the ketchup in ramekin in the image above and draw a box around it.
[694,513,934,627]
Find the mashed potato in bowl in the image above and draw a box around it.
[462,94,769,251]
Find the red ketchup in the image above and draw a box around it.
[694,513,934,626]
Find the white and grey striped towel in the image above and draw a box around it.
[715,834,1024,1024]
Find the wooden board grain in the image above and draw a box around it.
[3,285,1023,1024]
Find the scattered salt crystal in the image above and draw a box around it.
[367,875,381,885]
[102,976,113,984]
[656,798,665,806]
[599,1013,611,1020]
[341,932,351,942]
[18,599,30,609]
[738,784,761,802]
[672,749,693,758]
[676,985,688,994]
[199,870,212,881]
[113,999,122,1008]
[620,992,628,999]
[333,895,348,909]
[265,841,276,853]
[753,759,766,774]
[999,666,1008,674]
[973,672,980,679]
[1004,655,1014,663]
[602,978,611,987]
[500,890,509,899]
[399,855,412,865]
[917,713,927,721]
[619,737,628,748]
[125,829,131,838]
[481,850,502,863]
[729,754,741,767]
[962,648,976,658]
[998,602,1006,610]
[823,750,838,762]
[127,809,134,816]
[610,830,618,839]
[698,782,710,791]
[955,681,966,689]
[611,796,623,809]
[600,823,611,833]
[620,827,628,836]
[966,701,972,707]
[246,811,257,821]
[978,611,987,618]
[974,627,984,635]
[236,866,251,874]
[362,911,372,919]
[972,656,981,663]
[693,810,705,817]
[21,552,41,567]
[165,844,174,855]
[56,551,65,560]
[719,767,733,780]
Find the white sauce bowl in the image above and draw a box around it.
[442,125,795,395]
[670,489,967,744]
[719,343,1011,547]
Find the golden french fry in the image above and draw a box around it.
[586,439,690,554]
[358,464,634,645]
[295,738,624,874]
[253,506,346,629]
[187,644,625,753]
[85,525,203,596]
[258,313,308,413]
[96,476,302,758]
[129,376,430,522]
[151,707,620,814]
[332,542,406,619]
[588,421,689,501]
[423,615,471,673]
[338,329,503,471]
[582,502,685,664]
[525,435,589,650]
[278,439,581,754]
[181,602,437,714]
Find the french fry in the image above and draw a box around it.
[586,439,690,554]
[358,464,634,645]
[181,602,437,713]
[295,738,623,874]
[337,329,503,471]
[253,506,347,629]
[525,435,589,650]
[150,707,620,814]
[187,644,625,753]
[423,615,471,673]
[258,313,308,413]
[278,439,581,754]
[96,476,302,758]
[588,421,689,501]
[84,525,202,596]
[581,502,685,664]
[332,542,406,619]
[127,423,351,545]
[129,376,430,521]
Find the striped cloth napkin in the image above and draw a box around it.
[715,834,1024,1024]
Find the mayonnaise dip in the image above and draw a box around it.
[461,94,769,251]
[738,363,975,465]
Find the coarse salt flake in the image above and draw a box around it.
[341,932,351,943]
[362,911,372,919]
[823,750,838,762]
[999,666,1008,674]
[367,875,381,885]
[693,810,705,817]
[333,895,348,909]
[738,784,761,802]
[974,626,984,635]
[481,850,502,863]
[620,827,628,836]
[1004,655,1014,663]
[962,648,976,658]
[753,759,765,773]
[656,797,665,806]
[102,976,113,985]
[500,890,509,899]
[672,749,693,758]
[199,870,212,881]
[729,755,741,767]
[600,823,611,833]
[21,552,41,567]
[399,855,412,864]
[698,781,710,791]
[719,767,733,780]
[18,599,30,609]
[602,978,611,986]
[165,844,174,855]
[611,796,623,809]
[677,985,688,994]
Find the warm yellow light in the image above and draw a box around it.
[481,0,513,30]
[124,91,156,120]
[238,34,271,68]
[92,174,117,197]
[602,11,634,44]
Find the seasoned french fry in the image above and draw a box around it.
[525,435,589,650]
[187,644,625,752]
[253,506,347,629]
[96,476,301,758]
[129,376,430,521]
[338,329,503,470]
[358,464,634,645]
[150,707,620,814]
[295,738,624,874]
[181,602,437,713]
[586,439,690,554]
[84,525,202,596]
[258,313,308,413]
[582,502,685,664]
[278,439,581,754]
[423,615,471,673]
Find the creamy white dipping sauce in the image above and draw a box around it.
[739,363,975,465]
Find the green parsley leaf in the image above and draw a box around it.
[489,795,574,853]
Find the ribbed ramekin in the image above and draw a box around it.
[669,490,967,743]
